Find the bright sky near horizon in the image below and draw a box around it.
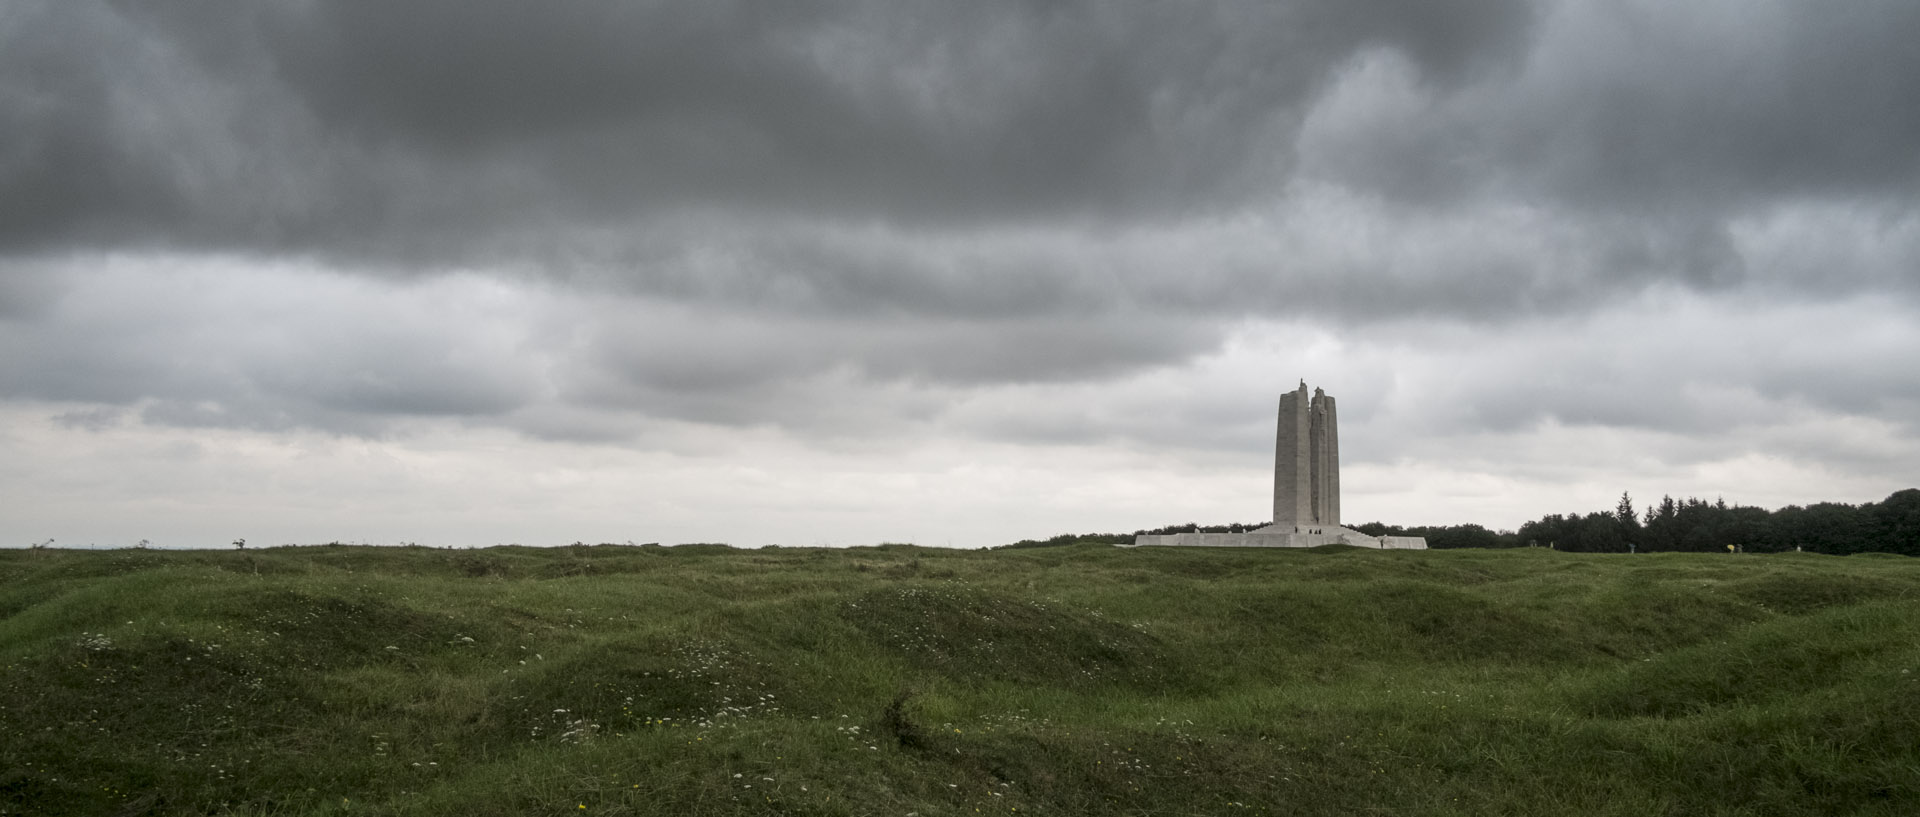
[4,1,1918,548]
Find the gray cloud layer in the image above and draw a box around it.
[8,1,1914,297]
[3,0,1918,471]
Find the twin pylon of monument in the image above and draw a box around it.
[1128,380,1427,549]
[1273,379,1339,531]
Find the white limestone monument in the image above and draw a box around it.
[1132,381,1428,549]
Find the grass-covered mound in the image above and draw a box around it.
[2,544,1917,816]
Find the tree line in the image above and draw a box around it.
[1369,488,1920,554]
[1004,489,1920,554]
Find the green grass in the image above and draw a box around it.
[2,544,1917,816]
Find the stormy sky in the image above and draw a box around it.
[4,0,1917,548]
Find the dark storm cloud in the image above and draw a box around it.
[6,0,1531,261]
[1307,2,1920,204]
[1298,1,1920,296]
[5,0,1919,450]
[0,4,181,251]
[1539,2,1920,208]
[8,1,1915,301]
[254,0,1534,223]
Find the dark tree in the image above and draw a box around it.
[1867,489,1920,555]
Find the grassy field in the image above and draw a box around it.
[2,543,1917,816]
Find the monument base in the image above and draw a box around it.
[1128,524,1427,550]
